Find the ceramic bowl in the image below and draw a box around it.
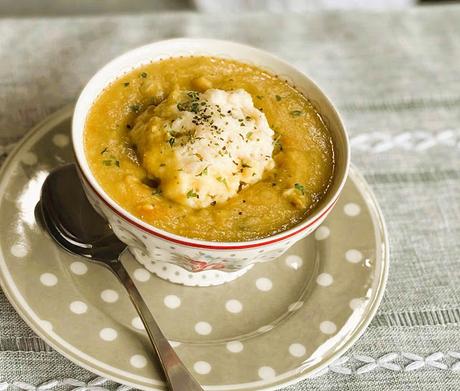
[72,38,350,286]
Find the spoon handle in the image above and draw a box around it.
[111,262,204,391]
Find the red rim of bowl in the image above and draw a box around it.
[72,38,349,251]
[78,163,338,250]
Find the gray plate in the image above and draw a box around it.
[0,106,389,390]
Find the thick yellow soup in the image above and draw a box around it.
[84,56,334,241]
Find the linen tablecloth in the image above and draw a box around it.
[1,6,459,390]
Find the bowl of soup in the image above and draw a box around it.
[72,38,349,286]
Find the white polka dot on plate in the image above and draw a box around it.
[10,243,28,258]
[52,134,69,147]
[289,343,306,357]
[344,202,361,216]
[226,341,244,353]
[21,151,37,165]
[316,273,333,287]
[163,295,181,309]
[225,299,243,314]
[193,361,211,375]
[345,249,363,263]
[314,226,330,240]
[285,255,303,270]
[133,268,151,282]
[70,261,88,275]
[40,320,53,332]
[258,366,276,380]
[169,341,181,348]
[130,354,147,368]
[131,317,145,330]
[320,321,337,335]
[40,273,57,287]
[256,277,273,291]
[288,301,304,312]
[69,301,88,314]
[99,328,118,341]
[349,298,366,310]
[101,289,119,303]
[194,321,212,335]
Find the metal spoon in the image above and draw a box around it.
[36,163,203,391]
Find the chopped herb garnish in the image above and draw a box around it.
[152,188,162,196]
[114,160,120,167]
[168,137,175,147]
[123,82,130,87]
[197,167,208,176]
[100,147,108,155]
[290,110,303,117]
[126,124,132,130]
[210,201,217,206]
[130,104,142,113]
[216,176,228,187]
[190,102,199,113]
[246,132,253,140]
[160,163,166,167]
[186,189,199,198]
[256,95,263,100]
[140,72,147,78]
[242,163,251,168]
[102,160,112,166]
[275,95,282,101]
[295,183,305,195]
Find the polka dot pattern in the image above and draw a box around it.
[345,249,363,263]
[314,226,330,240]
[226,341,244,353]
[11,243,28,258]
[133,268,151,282]
[194,361,211,375]
[70,301,88,314]
[258,366,276,380]
[285,255,303,270]
[225,299,243,314]
[350,298,366,310]
[100,289,119,303]
[163,295,181,309]
[255,277,273,291]
[70,261,88,275]
[131,317,145,330]
[99,328,118,341]
[316,273,333,287]
[21,151,37,165]
[289,343,306,357]
[194,321,212,335]
[40,273,57,287]
[320,321,337,335]
[52,134,70,147]
[344,202,361,216]
[130,354,147,368]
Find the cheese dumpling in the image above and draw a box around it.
[130,88,275,208]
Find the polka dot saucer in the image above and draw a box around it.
[0,106,389,390]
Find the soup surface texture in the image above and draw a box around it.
[85,56,334,242]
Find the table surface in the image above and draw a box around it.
[1,5,459,391]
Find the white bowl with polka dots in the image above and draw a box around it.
[72,38,350,286]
